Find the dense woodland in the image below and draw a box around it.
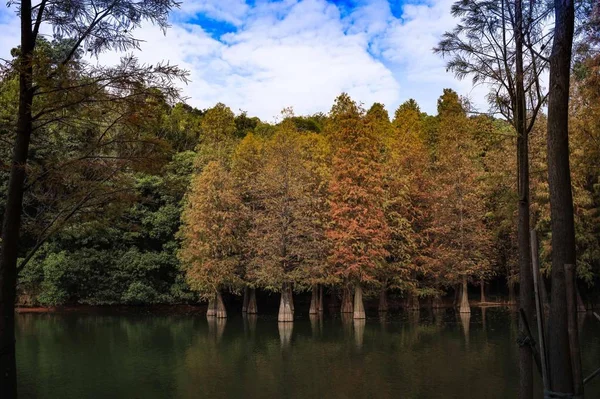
[2,47,598,317]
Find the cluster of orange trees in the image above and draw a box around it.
[179,84,600,320]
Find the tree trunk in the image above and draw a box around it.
[480,280,486,304]
[378,289,388,313]
[278,283,294,322]
[432,296,443,309]
[317,285,324,313]
[459,277,470,314]
[242,286,249,313]
[287,284,294,313]
[514,1,535,396]
[247,288,257,314]
[206,294,217,317]
[1,2,34,396]
[309,286,318,315]
[454,283,462,307]
[547,0,577,394]
[216,291,227,318]
[353,283,366,319]
[341,285,353,314]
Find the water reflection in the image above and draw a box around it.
[207,316,227,343]
[459,311,471,348]
[15,308,600,399]
[353,318,366,350]
[278,322,293,350]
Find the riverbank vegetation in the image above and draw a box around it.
[6,72,598,317]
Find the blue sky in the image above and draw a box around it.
[0,0,489,120]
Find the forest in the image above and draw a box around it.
[1,0,599,398]
[3,61,598,317]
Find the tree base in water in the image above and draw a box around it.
[353,284,366,319]
[278,284,294,322]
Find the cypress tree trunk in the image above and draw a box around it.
[378,289,388,313]
[0,2,34,396]
[206,294,217,317]
[247,288,257,314]
[480,280,486,304]
[317,285,324,313]
[547,0,577,394]
[287,284,294,313]
[216,291,227,318]
[341,285,353,314]
[242,286,249,313]
[454,283,462,307]
[309,286,318,314]
[459,277,470,314]
[353,283,366,319]
[278,283,294,322]
[432,296,443,309]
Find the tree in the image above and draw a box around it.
[424,90,493,314]
[326,94,389,319]
[0,1,183,395]
[179,161,246,318]
[435,1,552,395]
[245,110,321,322]
[546,0,580,394]
[387,100,432,308]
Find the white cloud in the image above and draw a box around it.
[0,0,493,120]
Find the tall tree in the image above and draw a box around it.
[245,110,320,322]
[435,1,552,395]
[326,94,389,319]
[179,161,246,318]
[546,0,579,394]
[424,90,493,314]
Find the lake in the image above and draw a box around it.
[15,307,600,398]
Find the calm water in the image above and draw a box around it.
[15,307,600,398]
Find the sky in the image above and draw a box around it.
[0,0,491,121]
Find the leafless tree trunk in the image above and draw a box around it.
[547,0,577,394]
[0,2,33,394]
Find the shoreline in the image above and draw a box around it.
[15,301,512,314]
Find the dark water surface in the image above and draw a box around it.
[16,307,600,398]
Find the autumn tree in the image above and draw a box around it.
[231,133,265,314]
[326,94,389,319]
[424,90,493,314]
[386,100,431,309]
[179,161,246,318]
[245,110,323,322]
